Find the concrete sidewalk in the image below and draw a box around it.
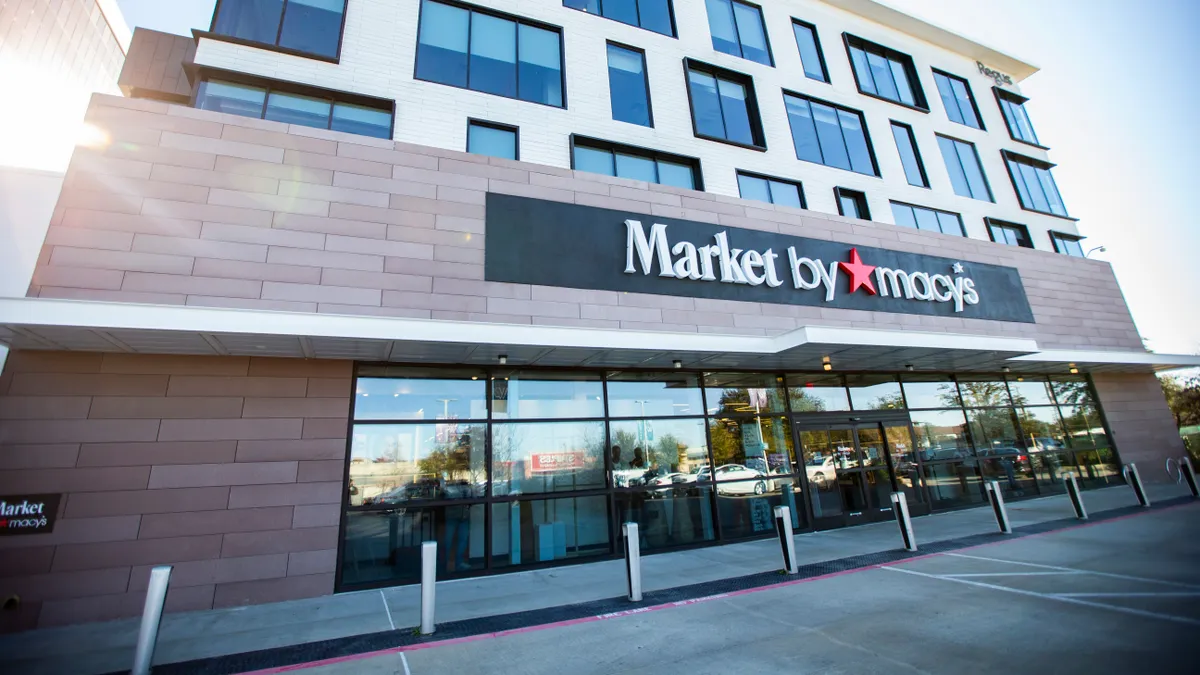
[0,481,1191,675]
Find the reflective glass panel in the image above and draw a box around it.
[705,0,739,57]
[354,373,487,420]
[922,461,983,508]
[934,73,963,125]
[891,122,926,187]
[731,1,770,65]
[348,423,487,502]
[607,44,651,127]
[615,153,657,183]
[950,77,979,128]
[708,415,794,476]
[331,103,392,139]
[416,0,470,87]
[606,371,703,417]
[196,80,266,118]
[1050,377,1093,406]
[901,377,959,409]
[849,46,875,94]
[910,409,972,461]
[518,23,562,106]
[213,0,285,45]
[891,202,916,229]
[737,174,771,204]
[786,374,850,412]
[491,421,607,495]
[687,70,725,139]
[889,59,915,106]
[784,95,822,164]
[716,76,754,145]
[811,102,850,171]
[610,418,709,487]
[467,123,517,160]
[838,109,874,175]
[468,13,517,98]
[573,145,615,176]
[656,160,696,189]
[716,481,804,539]
[704,373,787,416]
[491,496,610,568]
[956,377,1011,408]
[793,21,826,82]
[956,140,991,201]
[1018,406,1068,452]
[938,136,971,198]
[768,179,803,208]
[603,0,639,26]
[847,375,903,410]
[967,407,1022,453]
[614,488,715,550]
[264,91,331,128]
[278,0,345,58]
[1009,378,1053,405]
[799,428,842,517]
[491,372,604,419]
[637,0,675,36]
[936,211,963,236]
[341,503,484,585]
[867,51,898,101]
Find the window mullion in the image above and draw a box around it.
[275,0,289,47]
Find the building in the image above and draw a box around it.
[0,0,1196,632]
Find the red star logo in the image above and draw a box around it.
[838,247,877,295]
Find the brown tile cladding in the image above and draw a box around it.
[1091,373,1187,483]
[0,351,350,631]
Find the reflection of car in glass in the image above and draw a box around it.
[1029,437,1066,453]
[806,456,835,489]
[713,464,772,495]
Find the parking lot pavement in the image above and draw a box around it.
[291,502,1199,675]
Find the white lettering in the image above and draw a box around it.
[624,220,677,278]
[762,249,783,288]
[697,245,718,281]
[817,260,839,302]
[909,272,934,301]
[788,248,820,290]
[671,241,701,280]
[714,232,748,284]
[963,278,979,305]
[875,268,913,299]
[742,250,766,285]
[931,274,955,302]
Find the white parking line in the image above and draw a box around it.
[944,552,1200,590]
[1054,592,1200,598]
[883,566,1200,627]
[401,651,412,675]
[380,589,396,631]
[944,572,1085,577]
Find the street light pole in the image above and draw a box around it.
[1085,245,1106,258]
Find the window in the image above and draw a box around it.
[845,35,926,109]
[607,43,652,127]
[685,61,765,148]
[563,0,675,37]
[704,0,771,66]
[783,92,877,176]
[933,70,982,129]
[1004,152,1068,217]
[1051,232,1085,257]
[736,171,804,208]
[467,120,518,160]
[195,78,393,139]
[572,137,701,189]
[996,89,1041,146]
[890,202,964,236]
[890,121,927,188]
[987,219,1033,249]
[416,1,564,108]
[835,188,869,220]
[937,135,992,201]
[211,0,347,59]
[791,20,828,83]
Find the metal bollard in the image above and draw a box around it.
[1065,473,1088,519]
[420,540,436,635]
[773,506,798,575]
[890,492,917,552]
[1181,457,1200,498]
[984,481,1012,534]
[1124,463,1150,507]
[623,522,643,602]
[131,565,172,675]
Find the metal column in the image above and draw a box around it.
[1124,463,1150,507]
[1065,473,1088,519]
[984,481,1012,534]
[420,540,436,635]
[623,522,642,602]
[1181,457,1199,498]
[890,492,917,552]
[131,565,172,675]
[773,506,798,574]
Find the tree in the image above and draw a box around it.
[1160,374,1200,429]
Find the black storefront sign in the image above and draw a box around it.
[0,494,62,535]
[485,193,1035,323]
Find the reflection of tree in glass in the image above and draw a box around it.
[866,391,905,410]
[650,433,685,472]
[717,386,786,412]
[789,389,828,412]
[947,381,1012,408]
[709,419,740,466]
[610,428,638,467]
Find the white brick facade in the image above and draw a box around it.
[193,0,1076,251]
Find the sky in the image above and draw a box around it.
[114,0,1200,355]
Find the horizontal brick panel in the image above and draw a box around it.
[7,373,169,396]
[63,486,232,518]
[157,418,304,442]
[0,546,56,577]
[0,444,80,470]
[241,397,350,418]
[0,515,142,550]
[0,467,151,494]
[166,375,309,397]
[0,396,93,420]
[128,553,289,591]
[292,503,339,529]
[302,418,349,440]
[75,440,238,467]
[286,549,337,576]
[51,534,224,572]
[148,461,299,488]
[227,481,342,508]
[100,354,250,376]
[0,567,132,603]
[212,572,334,609]
[220,526,338,558]
[0,419,162,444]
[86,396,245,419]
[235,438,347,462]
[137,506,295,539]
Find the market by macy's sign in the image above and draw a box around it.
[0,494,61,535]
[624,220,980,312]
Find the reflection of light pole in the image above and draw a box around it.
[435,398,457,420]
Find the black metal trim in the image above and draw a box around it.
[561,0,680,39]
[936,133,995,203]
[780,88,882,178]
[734,169,807,209]
[888,119,930,189]
[833,187,870,220]
[682,58,768,151]
[931,67,986,132]
[992,86,1050,150]
[605,41,656,129]
[204,0,349,63]
[842,32,929,112]
[466,118,521,160]
[790,17,830,84]
[984,217,1034,250]
[569,133,706,191]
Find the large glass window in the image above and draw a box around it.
[933,70,982,129]
[572,138,699,189]
[417,1,563,107]
[890,121,928,188]
[937,135,992,201]
[847,375,903,411]
[195,78,392,139]
[467,120,518,160]
[835,187,870,220]
[212,0,347,59]
[901,377,960,409]
[686,63,764,148]
[704,372,786,416]
[563,0,675,37]
[610,418,709,485]
[704,0,771,66]
[910,409,973,461]
[348,423,487,503]
[607,43,652,127]
[491,421,607,495]
[792,20,827,82]
[889,202,964,236]
[736,172,804,208]
[1051,232,1085,258]
[845,35,925,109]
[1006,153,1068,217]
[491,496,610,567]
[988,219,1033,249]
[492,372,604,419]
[784,93,877,176]
[606,371,703,418]
[997,90,1041,146]
[786,375,850,412]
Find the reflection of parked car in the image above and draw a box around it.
[806,457,835,489]
[713,464,772,495]
[1029,437,1066,453]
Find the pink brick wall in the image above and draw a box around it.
[30,94,1144,350]
[1092,372,1187,484]
[0,351,350,632]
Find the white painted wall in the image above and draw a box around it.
[0,169,66,298]
[191,0,1078,251]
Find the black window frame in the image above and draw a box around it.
[790,18,829,84]
[569,134,705,190]
[190,68,396,140]
[843,33,928,112]
[781,89,881,177]
[994,87,1047,150]
[834,187,870,220]
[889,200,966,237]
[466,118,520,160]
[703,0,774,67]
[931,68,985,130]
[735,170,806,209]
[1002,150,1074,220]
[889,120,929,188]
[936,133,994,202]
[562,0,678,38]
[414,0,568,109]
[606,40,654,128]
[683,58,768,151]
[986,218,1034,249]
[1050,231,1086,258]
[205,0,350,63]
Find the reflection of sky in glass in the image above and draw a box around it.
[492,377,603,419]
[354,377,486,420]
[607,375,702,417]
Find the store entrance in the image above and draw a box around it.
[795,416,925,530]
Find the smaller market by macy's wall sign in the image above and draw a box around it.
[485,194,1035,323]
[0,494,61,535]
